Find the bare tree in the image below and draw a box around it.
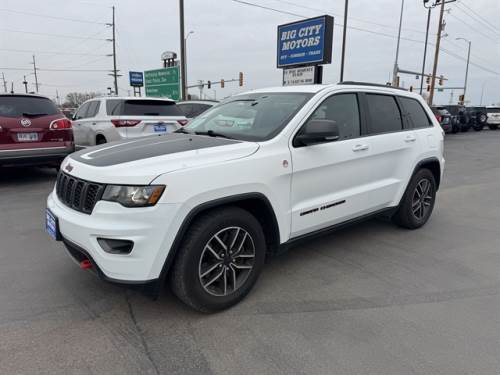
[63,92,102,108]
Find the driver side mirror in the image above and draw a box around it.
[294,119,340,147]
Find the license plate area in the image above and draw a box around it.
[17,132,38,142]
[46,208,61,241]
[153,124,167,133]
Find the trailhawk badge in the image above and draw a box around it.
[20,118,31,127]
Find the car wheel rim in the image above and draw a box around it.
[198,226,255,297]
[412,178,433,220]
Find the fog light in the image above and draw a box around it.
[97,238,134,254]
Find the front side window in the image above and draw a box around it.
[86,101,100,118]
[185,93,312,141]
[400,97,431,128]
[366,94,403,134]
[305,93,360,141]
[74,102,90,120]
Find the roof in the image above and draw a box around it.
[177,100,219,105]
[92,96,175,102]
[0,92,50,99]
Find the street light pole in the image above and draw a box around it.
[420,7,432,94]
[428,0,446,105]
[339,0,348,82]
[184,30,194,99]
[392,0,405,87]
[456,37,471,104]
[179,0,187,100]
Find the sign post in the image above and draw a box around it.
[129,71,144,97]
[144,66,181,100]
[277,15,333,85]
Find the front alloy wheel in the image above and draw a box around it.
[411,178,433,221]
[199,227,255,297]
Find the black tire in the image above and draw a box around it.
[96,136,107,145]
[472,124,483,131]
[488,124,498,130]
[170,207,266,312]
[392,168,437,230]
[460,124,470,132]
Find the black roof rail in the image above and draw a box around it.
[338,81,408,91]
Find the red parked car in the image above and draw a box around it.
[0,94,74,168]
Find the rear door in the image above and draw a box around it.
[72,102,90,146]
[114,99,186,138]
[359,92,421,207]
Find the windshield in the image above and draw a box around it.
[184,93,313,141]
[0,96,60,118]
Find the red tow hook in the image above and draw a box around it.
[79,259,93,270]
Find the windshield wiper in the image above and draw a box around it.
[195,130,233,139]
[22,112,48,117]
[174,127,193,134]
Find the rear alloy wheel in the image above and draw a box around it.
[393,168,436,229]
[170,207,266,312]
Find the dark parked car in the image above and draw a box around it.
[176,100,218,121]
[465,106,487,131]
[438,105,470,133]
[431,107,453,133]
[0,94,74,168]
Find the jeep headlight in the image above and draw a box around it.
[102,185,165,207]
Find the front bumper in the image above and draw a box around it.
[0,144,74,165]
[47,190,183,282]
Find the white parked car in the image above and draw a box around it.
[176,100,218,121]
[72,97,188,146]
[486,106,500,130]
[47,83,445,312]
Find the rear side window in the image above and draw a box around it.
[488,108,500,113]
[365,94,403,134]
[86,101,100,118]
[177,103,193,117]
[0,96,59,118]
[190,104,212,117]
[107,99,183,116]
[307,93,360,140]
[399,97,431,128]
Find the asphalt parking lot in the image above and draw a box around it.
[1,130,500,375]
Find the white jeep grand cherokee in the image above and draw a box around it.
[46,83,444,312]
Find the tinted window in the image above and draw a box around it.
[487,108,500,113]
[306,94,360,140]
[0,96,59,118]
[86,101,100,118]
[190,104,212,117]
[106,99,183,116]
[74,102,90,120]
[366,94,402,134]
[176,103,192,117]
[186,93,312,141]
[400,97,431,128]
[106,99,121,115]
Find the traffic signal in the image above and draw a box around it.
[427,85,431,92]
[439,75,444,86]
[207,80,211,89]
[409,86,413,92]
[221,79,225,88]
[426,76,430,84]
[239,72,244,87]
[459,94,465,103]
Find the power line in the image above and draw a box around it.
[0,48,108,57]
[230,0,305,17]
[446,13,499,44]
[456,1,500,37]
[0,67,109,72]
[0,29,107,41]
[0,8,107,25]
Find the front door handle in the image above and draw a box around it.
[405,135,417,143]
[352,144,369,152]
[92,122,97,125]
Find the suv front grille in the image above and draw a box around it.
[56,172,105,214]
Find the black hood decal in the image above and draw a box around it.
[71,133,241,167]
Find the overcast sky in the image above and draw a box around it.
[1,0,499,105]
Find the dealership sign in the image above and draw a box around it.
[129,71,144,87]
[283,66,318,86]
[277,15,334,68]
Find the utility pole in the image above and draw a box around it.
[179,0,187,100]
[23,76,28,93]
[31,55,39,93]
[111,6,118,95]
[428,0,446,105]
[1,73,7,93]
[339,0,349,82]
[420,7,432,94]
[392,0,405,87]
[456,37,471,105]
[56,90,60,106]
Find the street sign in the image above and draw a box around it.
[277,15,334,68]
[144,66,180,100]
[129,71,144,87]
[283,66,317,86]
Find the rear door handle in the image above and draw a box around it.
[352,144,369,152]
[405,135,417,143]
[92,122,97,125]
